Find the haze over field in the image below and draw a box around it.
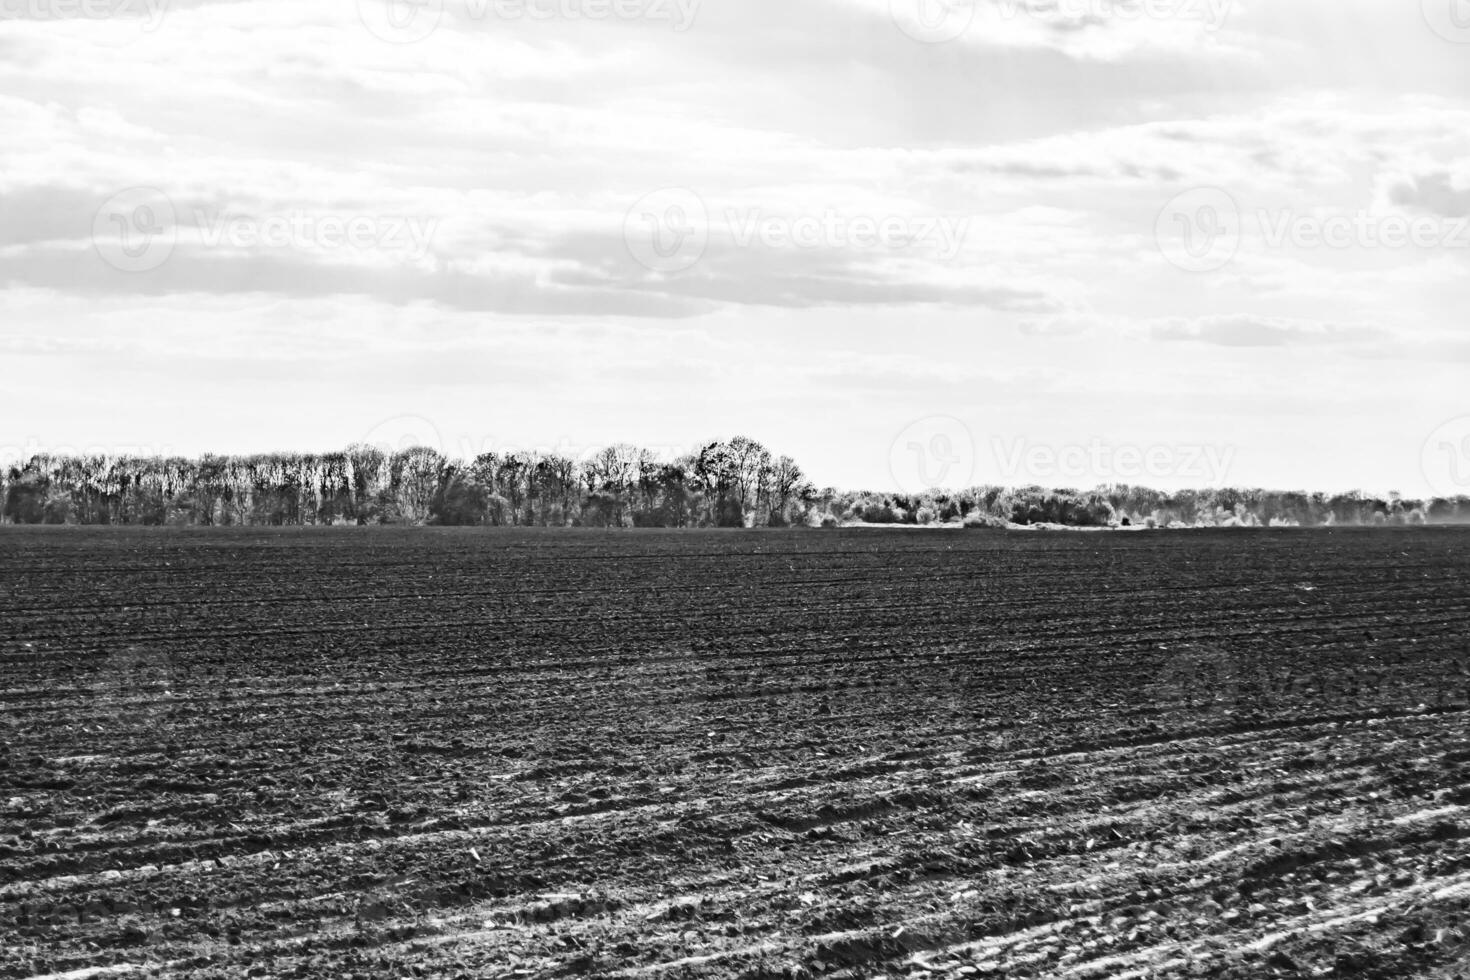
[1,0,1468,494]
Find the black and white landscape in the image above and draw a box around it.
[2,2,1469,978]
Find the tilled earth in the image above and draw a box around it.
[2,526,1469,979]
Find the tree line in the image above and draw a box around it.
[827,486,1470,528]
[3,440,1467,529]
[0,438,813,529]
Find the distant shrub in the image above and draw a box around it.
[854,498,905,524]
[962,512,1008,529]
[915,506,936,525]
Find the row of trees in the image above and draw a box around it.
[0,438,818,529]
[820,486,1470,529]
[3,443,1468,529]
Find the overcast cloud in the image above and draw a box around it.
[1,0,1467,492]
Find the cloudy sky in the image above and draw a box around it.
[2,0,1468,495]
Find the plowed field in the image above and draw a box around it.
[2,527,1469,979]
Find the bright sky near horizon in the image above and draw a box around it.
[1,0,1468,496]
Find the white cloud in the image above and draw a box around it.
[0,0,1466,490]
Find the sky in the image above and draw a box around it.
[1,0,1468,496]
